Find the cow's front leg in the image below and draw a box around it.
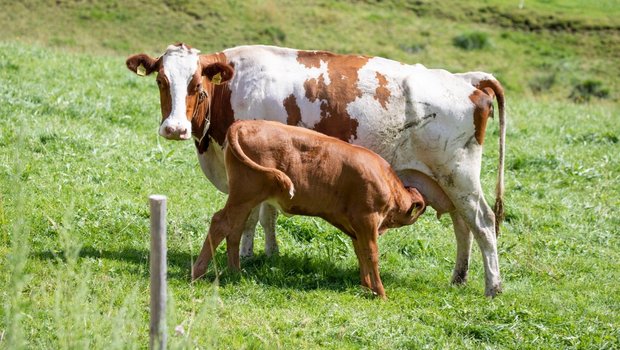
[239,206,260,258]
[259,203,279,256]
[450,211,473,285]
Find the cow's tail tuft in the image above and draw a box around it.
[226,124,295,199]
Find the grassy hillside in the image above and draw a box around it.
[1,0,619,101]
[1,1,619,348]
[1,41,619,348]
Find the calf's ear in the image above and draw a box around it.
[202,63,234,84]
[126,54,159,76]
[406,187,426,219]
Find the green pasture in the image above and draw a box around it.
[1,0,620,348]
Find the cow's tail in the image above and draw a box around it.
[226,124,295,199]
[477,78,506,236]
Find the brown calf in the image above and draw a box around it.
[192,120,426,298]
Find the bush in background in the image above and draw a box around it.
[569,79,610,103]
[453,31,490,50]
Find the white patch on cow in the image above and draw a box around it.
[160,45,200,139]
[347,57,410,160]
[224,45,330,127]
[196,137,228,193]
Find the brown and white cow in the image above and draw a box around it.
[192,120,426,298]
[126,43,506,296]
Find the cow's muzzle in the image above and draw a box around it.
[159,119,192,140]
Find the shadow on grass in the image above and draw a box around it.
[32,246,406,293]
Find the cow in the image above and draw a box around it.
[126,43,506,296]
[191,120,426,298]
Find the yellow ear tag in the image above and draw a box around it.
[136,64,146,76]
[211,72,222,85]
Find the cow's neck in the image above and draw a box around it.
[194,52,235,154]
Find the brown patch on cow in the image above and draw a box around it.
[296,50,334,69]
[156,73,172,125]
[284,94,302,126]
[469,89,494,145]
[374,72,390,110]
[299,51,369,142]
[174,42,193,50]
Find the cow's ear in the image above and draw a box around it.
[126,54,159,76]
[202,63,234,84]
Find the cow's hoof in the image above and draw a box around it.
[265,246,279,257]
[239,250,254,259]
[485,284,503,298]
[451,272,468,285]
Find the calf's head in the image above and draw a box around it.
[126,43,234,140]
[382,187,426,231]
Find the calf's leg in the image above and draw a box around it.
[351,238,372,289]
[239,206,260,258]
[260,203,279,256]
[351,219,386,299]
[192,209,230,280]
[365,237,386,299]
[193,203,255,279]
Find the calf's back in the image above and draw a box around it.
[224,120,425,235]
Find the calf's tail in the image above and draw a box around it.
[226,124,296,199]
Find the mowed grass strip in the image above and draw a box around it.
[1,42,619,348]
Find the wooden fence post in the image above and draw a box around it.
[149,195,167,350]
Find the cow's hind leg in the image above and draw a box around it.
[450,211,473,285]
[449,188,502,297]
[239,206,260,258]
[259,203,279,256]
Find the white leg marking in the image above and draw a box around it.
[260,203,279,256]
[239,206,260,258]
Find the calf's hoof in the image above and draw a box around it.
[191,262,207,281]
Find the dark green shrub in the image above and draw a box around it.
[453,31,490,50]
[569,80,610,103]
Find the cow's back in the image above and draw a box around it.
[222,46,478,174]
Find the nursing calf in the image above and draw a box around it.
[192,120,426,298]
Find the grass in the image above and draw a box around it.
[1,40,619,349]
[1,0,620,348]
[0,1,619,101]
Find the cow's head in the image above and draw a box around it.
[126,43,234,140]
